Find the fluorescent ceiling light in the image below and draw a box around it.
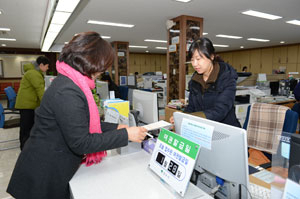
[145,50,149,53]
[0,28,11,31]
[286,20,300,26]
[203,32,208,35]
[0,10,2,14]
[170,29,180,33]
[129,45,148,48]
[247,38,270,42]
[175,0,191,2]
[48,24,63,33]
[51,11,71,25]
[0,38,16,41]
[56,0,80,12]
[156,47,167,49]
[42,32,58,52]
[87,20,134,28]
[241,10,282,20]
[189,26,200,30]
[216,34,242,39]
[280,41,285,44]
[1,44,7,47]
[101,36,111,39]
[144,39,167,43]
[213,44,229,47]
[240,46,244,48]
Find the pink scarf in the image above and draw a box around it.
[56,61,106,166]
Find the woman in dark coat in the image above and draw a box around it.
[7,32,147,199]
[171,37,240,127]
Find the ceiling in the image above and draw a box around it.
[1,0,300,54]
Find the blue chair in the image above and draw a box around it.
[119,86,129,100]
[4,86,18,111]
[0,103,20,151]
[291,103,300,133]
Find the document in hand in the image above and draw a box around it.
[143,120,172,131]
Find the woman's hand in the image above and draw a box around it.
[117,124,129,129]
[126,127,147,143]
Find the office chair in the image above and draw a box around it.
[0,103,20,151]
[4,86,19,112]
[243,103,298,166]
[119,86,129,100]
[291,102,300,133]
[243,104,298,134]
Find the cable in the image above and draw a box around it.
[240,183,252,199]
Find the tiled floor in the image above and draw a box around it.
[0,126,19,199]
[0,100,19,199]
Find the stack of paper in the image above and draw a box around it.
[103,99,130,125]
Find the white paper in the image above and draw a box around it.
[180,118,214,150]
[252,170,275,184]
[104,109,119,123]
[143,120,172,131]
[271,186,283,199]
[282,179,300,199]
[110,91,115,99]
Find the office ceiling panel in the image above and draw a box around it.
[0,0,300,53]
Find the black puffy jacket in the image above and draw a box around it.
[185,62,241,127]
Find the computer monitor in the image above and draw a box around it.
[44,75,56,90]
[132,90,158,124]
[127,75,136,88]
[96,80,109,99]
[270,81,279,96]
[127,88,134,109]
[173,112,249,199]
[120,76,127,86]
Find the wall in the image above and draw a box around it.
[0,54,43,78]
[129,53,167,74]
[218,43,300,75]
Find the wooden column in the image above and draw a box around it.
[110,41,129,85]
[167,15,203,102]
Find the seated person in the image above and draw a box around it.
[100,72,121,98]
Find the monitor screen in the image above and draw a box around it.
[127,75,136,87]
[173,112,249,198]
[96,80,109,99]
[120,76,127,86]
[132,90,158,124]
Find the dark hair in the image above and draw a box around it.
[36,56,50,65]
[188,37,222,64]
[58,32,114,78]
[242,66,247,71]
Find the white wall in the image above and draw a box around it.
[0,54,43,78]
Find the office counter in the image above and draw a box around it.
[69,150,212,199]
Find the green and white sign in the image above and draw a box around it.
[149,128,200,197]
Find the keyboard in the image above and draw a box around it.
[249,182,271,199]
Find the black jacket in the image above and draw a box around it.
[7,74,128,199]
[185,62,241,127]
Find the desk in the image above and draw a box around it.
[69,150,212,199]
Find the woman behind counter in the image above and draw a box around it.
[7,32,147,199]
[171,37,240,127]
